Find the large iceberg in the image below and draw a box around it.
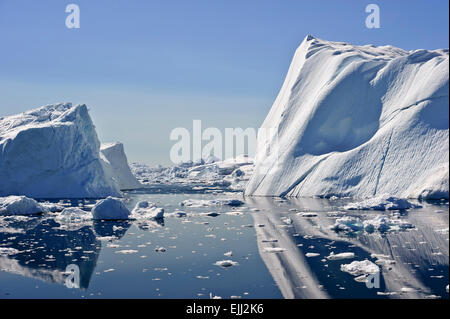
[246,36,449,199]
[0,103,120,198]
[100,142,141,190]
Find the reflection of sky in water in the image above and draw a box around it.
[0,192,448,299]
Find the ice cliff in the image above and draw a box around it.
[100,142,141,190]
[246,36,449,199]
[0,103,136,198]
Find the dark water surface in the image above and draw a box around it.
[0,191,448,299]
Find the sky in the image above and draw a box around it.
[0,0,448,165]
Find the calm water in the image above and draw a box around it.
[0,190,448,299]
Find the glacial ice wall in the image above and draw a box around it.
[100,142,141,190]
[246,36,449,199]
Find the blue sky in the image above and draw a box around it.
[0,0,448,165]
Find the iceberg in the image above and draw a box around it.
[91,196,130,220]
[0,195,62,215]
[0,103,120,198]
[246,36,449,199]
[100,142,141,190]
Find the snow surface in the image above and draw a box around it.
[245,36,449,199]
[100,142,141,190]
[0,103,120,198]
[91,196,130,220]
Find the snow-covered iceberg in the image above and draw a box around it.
[91,196,130,220]
[0,103,120,198]
[0,195,62,215]
[100,142,141,190]
[246,36,449,199]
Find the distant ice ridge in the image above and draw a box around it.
[0,103,139,198]
[246,35,449,199]
[130,155,254,190]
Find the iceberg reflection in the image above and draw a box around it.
[246,197,449,299]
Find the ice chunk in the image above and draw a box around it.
[363,215,415,233]
[54,207,92,230]
[91,197,130,220]
[180,199,244,207]
[340,260,380,276]
[0,196,54,215]
[330,216,363,232]
[344,195,421,211]
[131,201,164,219]
[115,250,138,254]
[326,252,355,260]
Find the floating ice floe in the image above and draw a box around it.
[280,217,293,225]
[54,207,92,230]
[330,217,363,232]
[363,215,415,233]
[131,201,164,219]
[180,199,244,207]
[0,196,63,215]
[326,252,355,260]
[214,260,238,268]
[115,249,138,254]
[331,214,415,234]
[340,260,380,276]
[0,247,20,256]
[91,197,131,220]
[344,195,422,211]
